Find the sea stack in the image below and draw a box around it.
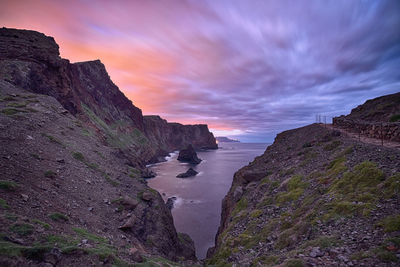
[177,144,202,164]
[176,167,199,178]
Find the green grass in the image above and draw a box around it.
[9,223,34,236]
[72,151,99,170]
[129,167,141,178]
[330,161,384,197]
[250,209,263,218]
[323,140,342,151]
[48,212,69,222]
[301,236,339,249]
[103,173,119,186]
[284,259,305,267]
[277,188,304,203]
[231,197,248,216]
[5,213,18,221]
[382,173,400,198]
[1,95,17,101]
[389,114,400,122]
[30,153,41,160]
[276,175,308,204]
[1,108,26,115]
[6,102,26,108]
[378,214,400,232]
[31,219,50,230]
[72,228,108,243]
[0,198,10,209]
[0,180,18,191]
[41,133,64,147]
[72,151,84,161]
[373,247,398,262]
[44,170,56,178]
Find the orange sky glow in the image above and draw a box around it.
[2,0,400,142]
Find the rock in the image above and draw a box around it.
[141,192,153,201]
[121,196,139,209]
[176,168,198,178]
[233,186,243,202]
[177,233,196,260]
[44,248,61,265]
[119,216,136,230]
[88,207,93,211]
[166,197,177,210]
[141,168,156,178]
[20,194,29,202]
[177,144,202,164]
[129,247,144,262]
[56,158,65,163]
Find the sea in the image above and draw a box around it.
[147,142,269,259]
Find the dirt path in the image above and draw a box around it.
[324,124,400,149]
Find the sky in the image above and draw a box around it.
[1,0,400,142]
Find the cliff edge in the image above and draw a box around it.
[208,95,400,266]
[0,27,210,266]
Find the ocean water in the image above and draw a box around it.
[147,142,269,259]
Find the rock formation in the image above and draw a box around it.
[0,27,217,169]
[0,27,206,265]
[177,144,202,164]
[177,168,199,178]
[208,118,400,266]
[166,197,177,210]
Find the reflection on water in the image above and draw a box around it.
[147,142,269,259]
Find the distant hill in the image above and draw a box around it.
[216,136,240,143]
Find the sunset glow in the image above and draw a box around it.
[1,0,399,141]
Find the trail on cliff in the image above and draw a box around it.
[327,124,400,149]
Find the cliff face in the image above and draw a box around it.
[0,27,212,265]
[144,115,217,161]
[208,122,400,266]
[0,27,217,167]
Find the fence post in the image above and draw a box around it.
[381,123,384,146]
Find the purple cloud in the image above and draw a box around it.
[1,0,399,142]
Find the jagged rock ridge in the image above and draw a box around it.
[0,27,217,169]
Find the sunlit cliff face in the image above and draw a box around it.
[1,0,400,142]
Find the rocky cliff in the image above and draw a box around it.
[144,115,217,162]
[333,92,400,142]
[340,92,400,122]
[0,27,217,168]
[209,119,400,265]
[0,27,216,266]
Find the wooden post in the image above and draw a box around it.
[381,123,383,146]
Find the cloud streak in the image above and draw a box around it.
[1,0,400,142]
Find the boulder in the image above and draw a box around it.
[119,215,137,230]
[141,192,153,201]
[176,168,198,178]
[177,144,202,164]
[121,196,139,209]
[141,168,156,178]
[129,247,144,262]
[165,197,177,210]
